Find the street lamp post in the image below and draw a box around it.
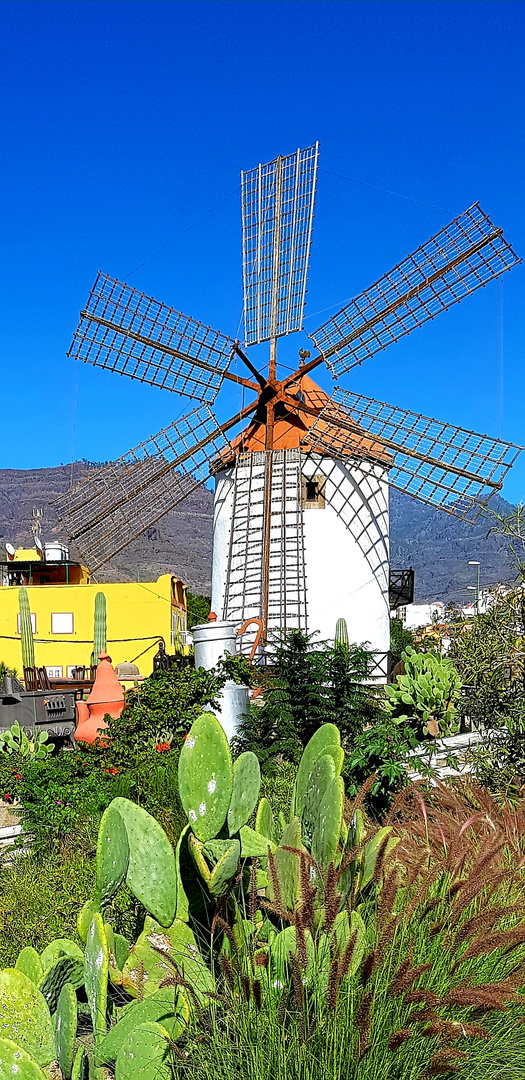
[468,560,481,615]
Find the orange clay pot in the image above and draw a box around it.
[74,650,125,745]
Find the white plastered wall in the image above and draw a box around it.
[301,454,390,658]
[211,453,390,666]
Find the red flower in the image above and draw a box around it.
[105,766,118,776]
[15,774,22,781]
[3,794,10,801]
[155,742,171,753]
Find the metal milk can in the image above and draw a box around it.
[192,616,263,742]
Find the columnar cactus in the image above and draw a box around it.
[335,617,349,648]
[91,592,107,666]
[19,587,35,670]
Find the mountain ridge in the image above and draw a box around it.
[0,464,517,604]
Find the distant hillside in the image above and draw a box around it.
[0,464,517,602]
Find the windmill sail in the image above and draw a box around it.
[301,389,522,522]
[241,143,319,346]
[310,204,520,376]
[69,273,237,404]
[53,407,233,572]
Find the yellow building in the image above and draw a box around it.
[0,544,188,678]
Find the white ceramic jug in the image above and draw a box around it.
[192,615,263,742]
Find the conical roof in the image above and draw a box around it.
[220,375,390,465]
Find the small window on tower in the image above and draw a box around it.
[302,474,325,509]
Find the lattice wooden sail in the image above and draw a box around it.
[54,408,233,572]
[69,273,238,404]
[309,204,520,376]
[301,389,522,522]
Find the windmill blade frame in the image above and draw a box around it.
[241,142,319,347]
[309,204,521,377]
[53,407,235,572]
[69,272,239,404]
[300,388,522,523]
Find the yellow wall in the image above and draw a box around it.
[0,574,187,678]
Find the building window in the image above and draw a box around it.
[17,613,37,634]
[301,474,325,509]
[51,612,74,634]
[46,666,63,678]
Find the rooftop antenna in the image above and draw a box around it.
[53,143,522,646]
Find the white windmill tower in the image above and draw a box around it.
[54,142,522,674]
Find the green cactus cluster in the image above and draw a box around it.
[385,645,462,738]
[0,722,53,759]
[1,714,396,1076]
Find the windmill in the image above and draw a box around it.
[54,142,522,665]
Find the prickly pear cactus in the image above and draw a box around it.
[109,799,177,927]
[209,839,240,897]
[77,900,100,944]
[268,817,303,912]
[227,751,261,836]
[293,724,344,820]
[334,617,349,648]
[178,712,233,842]
[97,988,189,1065]
[311,774,344,870]
[0,1037,46,1080]
[84,914,109,1044]
[115,1021,171,1080]
[40,939,83,972]
[55,982,77,1080]
[121,917,214,1003]
[15,947,43,985]
[0,970,56,1066]
[38,954,84,1013]
[71,1046,89,1080]
[96,802,129,907]
[255,797,278,844]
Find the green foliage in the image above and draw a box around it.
[342,712,416,816]
[232,630,378,772]
[385,645,462,738]
[19,587,35,670]
[186,592,211,630]
[91,592,107,667]
[390,616,415,667]
[103,661,230,768]
[451,589,525,733]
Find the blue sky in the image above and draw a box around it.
[1,0,524,502]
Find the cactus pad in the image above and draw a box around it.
[111,798,177,927]
[293,724,343,819]
[0,970,56,1066]
[121,918,214,1003]
[77,901,100,944]
[40,939,84,972]
[71,1047,88,1080]
[227,751,261,835]
[55,982,77,1080]
[96,802,130,907]
[0,1038,46,1080]
[311,775,344,869]
[209,839,240,897]
[97,988,189,1064]
[255,797,278,844]
[115,1021,171,1080]
[239,825,276,858]
[84,913,109,1043]
[268,817,303,912]
[15,948,43,985]
[301,753,336,845]
[38,955,84,1013]
[178,712,233,841]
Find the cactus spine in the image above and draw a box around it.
[19,587,35,670]
[334,617,349,648]
[91,592,107,666]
